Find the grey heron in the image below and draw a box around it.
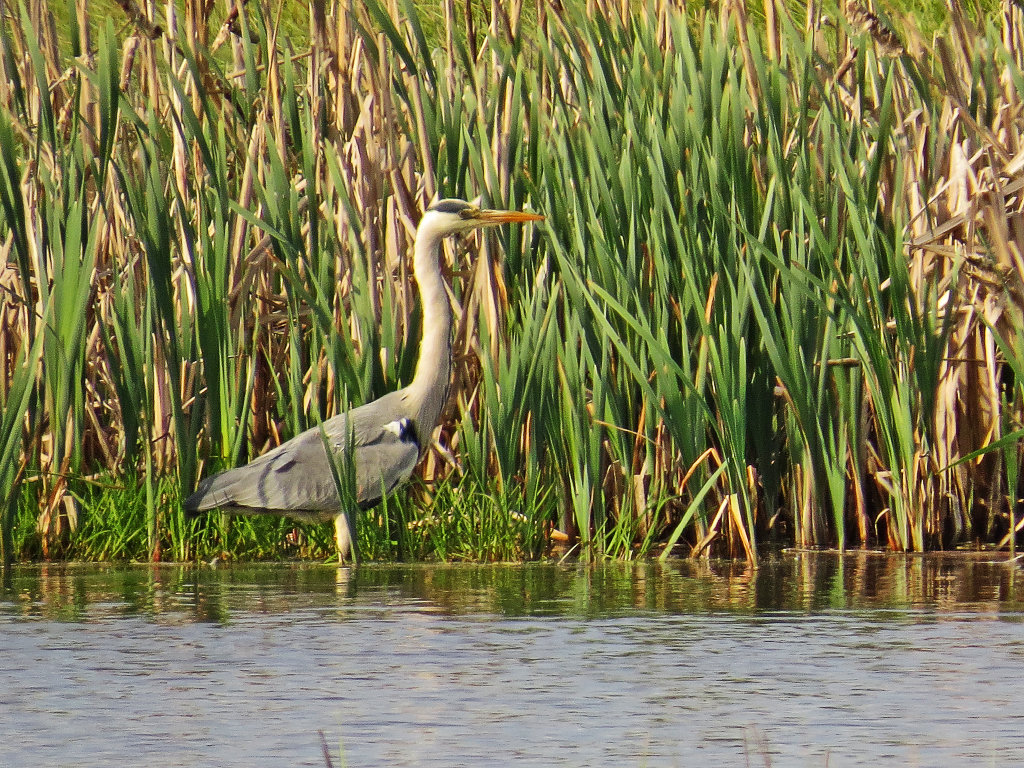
[183,198,544,561]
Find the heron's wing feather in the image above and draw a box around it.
[185,404,421,516]
[185,428,338,514]
[354,437,420,506]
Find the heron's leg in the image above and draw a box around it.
[334,512,359,564]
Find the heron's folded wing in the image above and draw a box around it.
[186,428,340,512]
[354,434,421,506]
[187,411,422,514]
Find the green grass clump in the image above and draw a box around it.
[1,0,1022,563]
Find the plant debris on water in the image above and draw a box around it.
[0,0,1022,564]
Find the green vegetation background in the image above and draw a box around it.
[1,0,1021,563]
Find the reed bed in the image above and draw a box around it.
[0,0,1021,563]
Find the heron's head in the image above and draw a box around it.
[420,198,544,240]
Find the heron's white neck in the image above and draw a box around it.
[407,224,452,430]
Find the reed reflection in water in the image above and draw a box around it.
[1,554,1022,767]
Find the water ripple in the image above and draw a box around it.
[2,556,1023,766]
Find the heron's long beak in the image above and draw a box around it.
[476,209,545,225]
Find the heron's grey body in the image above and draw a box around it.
[183,198,543,560]
[183,394,423,519]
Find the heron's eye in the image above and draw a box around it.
[460,207,478,220]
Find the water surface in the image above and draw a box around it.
[2,553,1023,767]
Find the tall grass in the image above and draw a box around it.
[0,0,1021,563]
